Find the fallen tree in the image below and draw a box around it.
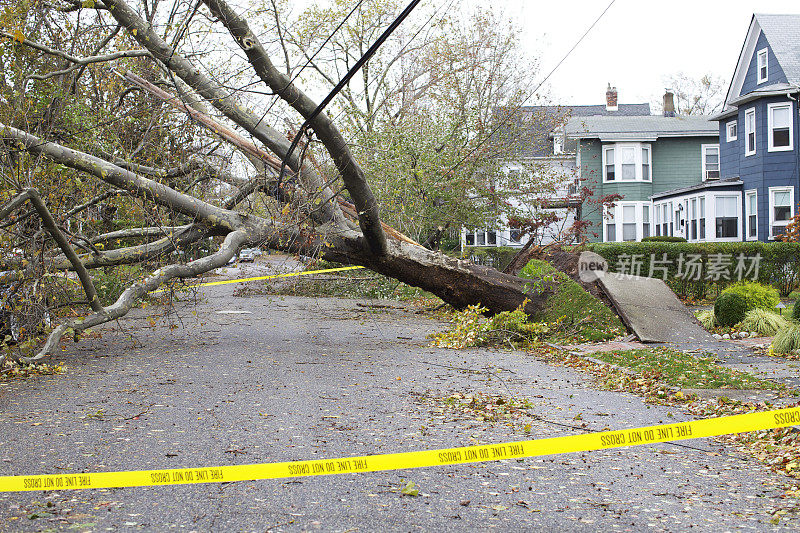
[0,0,562,361]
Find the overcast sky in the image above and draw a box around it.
[489,0,799,107]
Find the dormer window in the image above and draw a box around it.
[757,48,768,84]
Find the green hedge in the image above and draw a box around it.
[586,241,800,297]
[462,246,520,271]
[641,236,687,243]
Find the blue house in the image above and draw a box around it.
[711,14,800,241]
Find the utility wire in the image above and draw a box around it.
[440,0,617,181]
[276,0,423,189]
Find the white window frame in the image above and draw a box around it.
[603,202,650,242]
[601,143,652,183]
[757,48,768,84]
[701,144,720,180]
[769,186,795,240]
[745,189,758,241]
[767,102,794,152]
[726,120,737,142]
[602,146,615,182]
[603,205,616,242]
[713,194,742,242]
[745,108,756,156]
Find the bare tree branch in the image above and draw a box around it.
[0,189,103,312]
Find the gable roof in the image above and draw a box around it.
[720,14,800,117]
[756,14,800,85]
[565,115,718,142]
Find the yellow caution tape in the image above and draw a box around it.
[2,406,798,492]
[149,265,364,294]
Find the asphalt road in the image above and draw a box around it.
[0,282,798,531]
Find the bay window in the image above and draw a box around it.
[604,203,652,242]
[769,186,794,239]
[602,143,652,183]
[622,205,636,241]
[768,103,793,151]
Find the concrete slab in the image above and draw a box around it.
[598,272,719,344]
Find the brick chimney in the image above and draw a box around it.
[663,89,676,117]
[605,84,618,111]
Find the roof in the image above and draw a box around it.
[566,115,719,142]
[520,103,652,117]
[755,14,800,86]
[499,103,651,157]
[720,14,800,116]
[650,178,743,200]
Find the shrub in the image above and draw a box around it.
[772,323,800,354]
[714,292,748,327]
[721,281,779,311]
[430,303,551,349]
[641,236,687,242]
[793,301,800,322]
[695,309,716,330]
[586,241,800,296]
[738,309,789,336]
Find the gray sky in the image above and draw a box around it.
[493,0,799,106]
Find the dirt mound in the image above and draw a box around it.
[536,248,616,310]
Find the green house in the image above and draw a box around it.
[566,110,719,243]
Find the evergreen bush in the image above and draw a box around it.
[714,292,748,327]
[720,281,779,311]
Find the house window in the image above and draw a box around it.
[654,205,661,236]
[605,206,616,242]
[745,190,758,240]
[553,128,564,155]
[699,197,706,240]
[602,143,651,182]
[690,198,698,240]
[757,48,768,84]
[769,186,794,239]
[604,147,615,181]
[667,202,673,236]
[768,103,793,151]
[642,146,650,180]
[476,230,486,246]
[487,231,497,245]
[620,146,636,181]
[715,196,739,238]
[745,108,756,156]
[642,205,650,238]
[702,144,719,180]
[622,205,637,241]
[727,120,737,142]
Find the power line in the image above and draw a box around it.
[277,0,424,188]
